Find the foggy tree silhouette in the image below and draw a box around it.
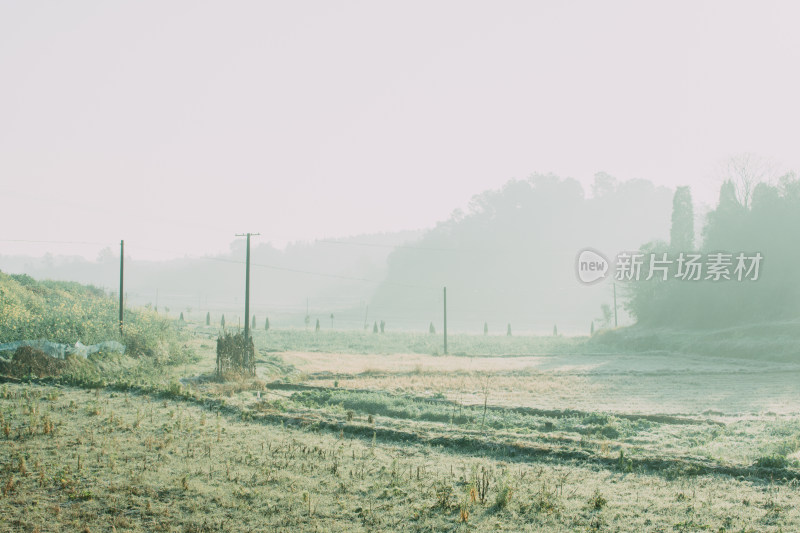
[670,186,694,250]
[370,173,672,332]
[625,174,800,327]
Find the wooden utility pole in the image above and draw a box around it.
[443,286,448,355]
[613,282,618,328]
[236,232,260,340]
[119,240,124,335]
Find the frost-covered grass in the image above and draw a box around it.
[3,314,800,531]
[3,381,800,532]
[591,320,800,361]
[228,327,592,356]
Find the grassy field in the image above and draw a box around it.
[3,275,800,531]
[2,327,800,531]
[191,326,593,357]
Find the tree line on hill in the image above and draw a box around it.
[625,160,800,328]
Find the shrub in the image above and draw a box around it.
[588,490,607,510]
[0,272,187,361]
[755,455,789,469]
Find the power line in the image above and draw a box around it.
[124,244,439,290]
[316,239,473,253]
[4,240,580,293]
[315,239,578,255]
[0,238,114,246]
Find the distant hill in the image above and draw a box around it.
[369,174,673,334]
[1,173,678,336]
[0,230,423,329]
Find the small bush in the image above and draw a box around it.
[588,490,607,510]
[755,455,789,469]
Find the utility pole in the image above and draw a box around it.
[613,282,618,328]
[236,232,260,340]
[119,240,124,335]
[443,286,448,355]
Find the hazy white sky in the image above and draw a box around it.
[2,1,799,260]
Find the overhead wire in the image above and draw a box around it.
[2,238,597,320]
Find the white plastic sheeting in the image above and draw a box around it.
[0,340,125,360]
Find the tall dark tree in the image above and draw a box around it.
[703,180,745,250]
[670,186,694,250]
[206,311,210,326]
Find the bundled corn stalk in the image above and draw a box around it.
[216,331,255,377]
